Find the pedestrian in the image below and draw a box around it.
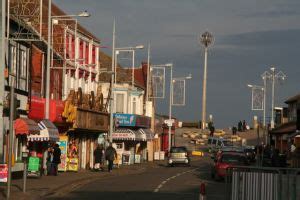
[46,146,53,175]
[238,121,242,132]
[242,120,247,131]
[232,126,237,135]
[52,143,61,176]
[105,143,117,172]
[94,144,104,171]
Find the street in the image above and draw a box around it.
[46,157,225,200]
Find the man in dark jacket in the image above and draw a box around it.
[52,144,61,176]
[94,144,104,171]
[105,143,117,172]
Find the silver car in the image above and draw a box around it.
[168,146,190,166]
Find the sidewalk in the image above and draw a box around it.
[0,161,162,200]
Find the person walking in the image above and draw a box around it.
[52,143,61,176]
[105,143,117,172]
[94,144,104,171]
[46,146,53,175]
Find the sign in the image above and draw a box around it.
[58,136,68,172]
[67,158,78,171]
[164,119,175,124]
[113,114,136,127]
[75,108,109,131]
[0,164,8,183]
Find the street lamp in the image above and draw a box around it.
[45,0,90,118]
[114,45,144,86]
[262,67,286,129]
[200,31,213,130]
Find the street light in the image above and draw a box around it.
[114,45,144,86]
[262,67,286,129]
[199,31,213,130]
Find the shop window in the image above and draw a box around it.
[8,41,29,92]
[116,93,125,113]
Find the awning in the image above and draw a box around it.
[28,119,59,142]
[14,118,40,136]
[139,129,154,141]
[112,128,136,141]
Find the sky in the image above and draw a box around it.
[54,0,300,128]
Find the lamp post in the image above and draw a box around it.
[200,31,213,130]
[45,2,90,118]
[114,45,144,86]
[172,74,192,146]
[266,67,286,129]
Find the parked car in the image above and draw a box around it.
[244,146,256,162]
[211,146,244,161]
[208,137,232,153]
[168,146,190,166]
[211,152,249,180]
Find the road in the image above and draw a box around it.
[47,157,225,200]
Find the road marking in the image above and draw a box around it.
[153,168,198,193]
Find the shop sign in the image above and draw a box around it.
[112,132,135,140]
[0,164,8,183]
[135,115,151,128]
[113,114,136,127]
[75,108,109,131]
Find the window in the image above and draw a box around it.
[8,42,29,91]
[132,97,137,114]
[116,93,124,113]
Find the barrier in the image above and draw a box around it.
[225,166,300,200]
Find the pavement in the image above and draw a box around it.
[0,161,165,200]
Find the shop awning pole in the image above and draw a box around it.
[7,77,15,199]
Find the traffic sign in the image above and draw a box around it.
[164,119,175,124]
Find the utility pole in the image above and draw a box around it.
[45,0,51,119]
[0,0,6,162]
[109,19,116,143]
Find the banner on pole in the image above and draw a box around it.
[251,87,264,111]
[151,67,165,99]
[172,79,185,106]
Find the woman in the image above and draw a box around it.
[94,144,104,171]
[46,146,53,175]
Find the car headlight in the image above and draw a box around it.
[168,159,173,164]
[185,159,189,163]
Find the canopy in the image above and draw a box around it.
[112,128,136,141]
[28,119,59,142]
[14,118,40,136]
[139,129,154,141]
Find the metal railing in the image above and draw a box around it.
[225,166,300,200]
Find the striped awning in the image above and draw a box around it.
[14,118,40,136]
[112,128,154,141]
[28,119,59,142]
[112,128,136,141]
[139,129,154,141]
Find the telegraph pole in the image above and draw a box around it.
[0,0,6,162]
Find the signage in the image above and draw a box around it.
[75,108,109,131]
[113,114,136,127]
[0,164,8,183]
[164,119,175,124]
[58,136,68,172]
[113,114,151,128]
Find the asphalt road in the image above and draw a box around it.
[47,156,226,200]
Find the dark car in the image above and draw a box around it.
[244,146,256,162]
[211,152,248,181]
[168,146,190,166]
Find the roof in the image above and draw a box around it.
[43,0,100,43]
[270,121,297,135]
[285,93,300,104]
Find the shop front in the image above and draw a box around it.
[67,108,109,170]
[113,114,154,164]
[26,119,60,176]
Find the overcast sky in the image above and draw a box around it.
[54,0,300,128]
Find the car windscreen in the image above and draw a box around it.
[221,154,246,164]
[170,147,187,153]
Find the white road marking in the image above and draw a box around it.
[153,168,198,193]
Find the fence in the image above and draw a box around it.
[225,166,300,200]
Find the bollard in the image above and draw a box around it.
[199,182,206,200]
